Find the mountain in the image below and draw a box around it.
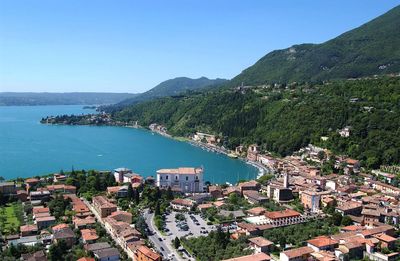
[115,77,227,107]
[230,5,400,86]
[0,92,138,106]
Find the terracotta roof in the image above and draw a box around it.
[222,253,271,261]
[282,246,314,258]
[197,203,213,210]
[20,224,38,233]
[307,236,338,248]
[52,223,69,231]
[265,209,301,219]
[137,245,161,260]
[248,236,273,247]
[247,207,267,216]
[36,216,55,222]
[171,198,193,207]
[81,229,99,241]
[341,225,363,232]
[374,233,397,242]
[33,207,50,214]
[361,225,394,237]
[157,167,203,175]
[25,178,39,183]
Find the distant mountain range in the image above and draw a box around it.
[114,77,228,107]
[229,5,400,86]
[0,92,138,106]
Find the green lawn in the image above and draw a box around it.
[0,202,24,235]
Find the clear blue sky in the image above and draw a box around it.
[0,0,398,93]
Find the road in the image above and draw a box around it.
[82,198,135,260]
[143,209,186,261]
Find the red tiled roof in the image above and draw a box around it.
[282,246,314,258]
[307,236,338,248]
[137,245,161,260]
[222,252,271,261]
[265,209,301,219]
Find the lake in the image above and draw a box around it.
[0,105,259,183]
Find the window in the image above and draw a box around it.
[175,176,178,180]
[186,176,188,181]
[166,176,169,180]
[195,176,198,180]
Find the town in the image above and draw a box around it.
[0,140,400,261]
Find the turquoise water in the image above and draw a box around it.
[0,105,258,183]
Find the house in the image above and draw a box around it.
[21,250,48,261]
[243,190,268,204]
[107,185,128,198]
[280,246,314,261]
[53,173,67,182]
[46,184,76,194]
[93,247,120,261]
[362,209,382,227]
[248,237,274,253]
[374,234,397,250]
[170,198,193,211]
[237,223,273,236]
[16,190,28,202]
[300,190,321,213]
[85,242,112,252]
[81,229,99,244]
[20,224,38,237]
[222,252,271,261]
[156,167,205,193]
[109,211,132,224]
[73,216,96,229]
[209,185,223,198]
[307,236,338,252]
[135,245,162,261]
[35,216,55,229]
[53,227,75,248]
[197,203,214,212]
[238,180,260,193]
[336,201,363,216]
[93,196,117,218]
[25,178,40,192]
[246,207,267,216]
[8,235,40,247]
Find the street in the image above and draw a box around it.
[143,209,188,261]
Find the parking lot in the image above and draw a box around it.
[164,211,216,238]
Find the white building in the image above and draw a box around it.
[156,167,204,193]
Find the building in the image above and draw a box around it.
[0,182,16,196]
[156,167,204,193]
[222,252,271,261]
[107,186,128,198]
[53,227,75,248]
[30,190,51,202]
[135,245,162,261]
[247,144,260,161]
[170,198,193,211]
[35,216,55,229]
[81,229,99,244]
[109,211,132,224]
[264,209,303,227]
[243,190,268,204]
[300,190,321,213]
[336,201,363,216]
[307,236,338,252]
[248,237,274,253]
[280,246,314,261]
[93,248,120,261]
[20,224,38,237]
[93,196,117,218]
[238,180,260,193]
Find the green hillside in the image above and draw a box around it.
[230,5,400,86]
[113,76,400,168]
[115,77,227,107]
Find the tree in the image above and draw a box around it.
[341,215,353,226]
[49,239,68,260]
[127,183,134,200]
[154,201,161,216]
[166,186,173,200]
[134,189,140,205]
[174,237,181,249]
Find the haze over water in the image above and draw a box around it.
[0,105,258,183]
